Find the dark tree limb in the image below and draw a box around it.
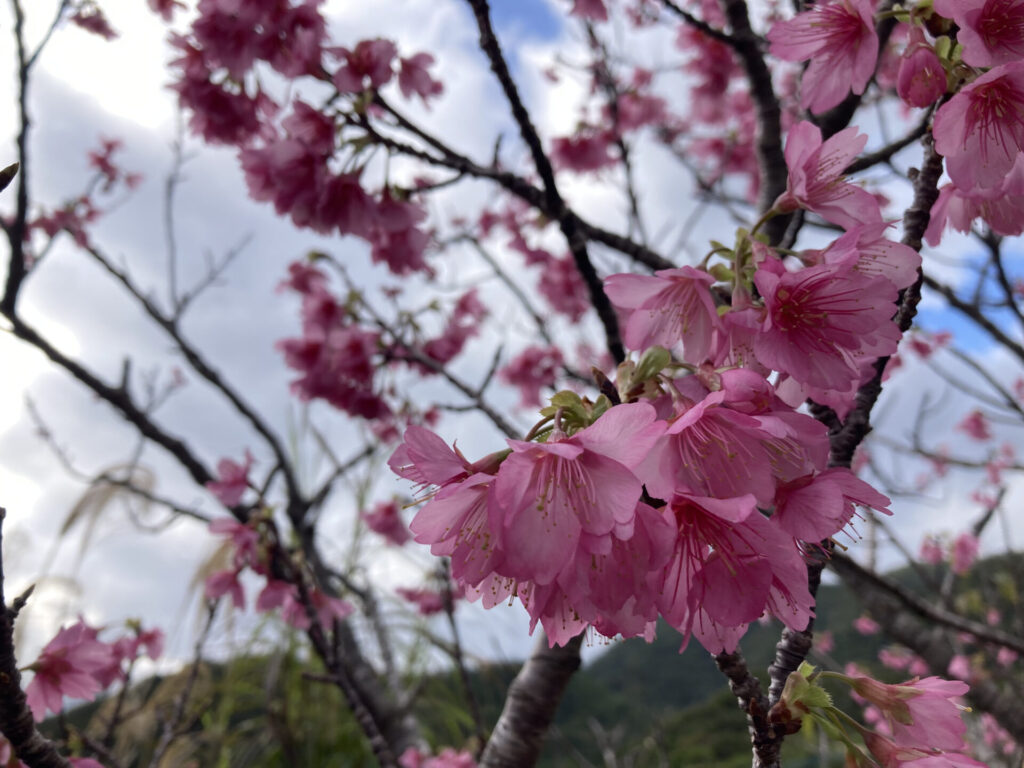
[715,651,780,768]
[466,0,624,363]
[479,634,583,768]
[718,0,788,242]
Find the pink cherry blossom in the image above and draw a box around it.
[494,403,665,585]
[934,0,1024,67]
[773,121,882,230]
[656,492,814,653]
[69,5,118,40]
[25,622,115,721]
[148,0,185,20]
[951,533,979,575]
[499,345,563,407]
[897,29,946,109]
[551,131,616,172]
[396,587,447,615]
[933,62,1024,191]
[538,254,590,321]
[206,451,254,507]
[205,569,245,609]
[767,0,879,114]
[849,675,970,752]
[603,266,721,364]
[753,252,900,391]
[854,615,880,635]
[362,500,411,546]
[772,468,891,542]
[956,410,992,441]
[331,39,397,92]
[919,536,944,565]
[398,53,443,104]
[817,222,922,291]
[570,0,608,21]
[410,474,504,584]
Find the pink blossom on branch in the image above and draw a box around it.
[896,27,947,108]
[933,0,1024,67]
[25,622,115,721]
[362,500,411,546]
[933,62,1024,192]
[499,345,563,407]
[398,53,444,104]
[772,121,882,231]
[766,0,879,114]
[206,451,254,507]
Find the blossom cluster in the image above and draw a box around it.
[23,620,164,722]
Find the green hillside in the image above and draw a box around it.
[44,558,1018,767]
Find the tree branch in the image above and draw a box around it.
[479,634,583,768]
[465,0,624,363]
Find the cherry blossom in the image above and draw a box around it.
[767,0,879,114]
[25,622,115,721]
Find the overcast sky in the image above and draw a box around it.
[0,0,1021,675]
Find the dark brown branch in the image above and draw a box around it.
[714,651,780,768]
[832,550,1024,655]
[466,0,624,363]
[4,314,217,492]
[479,634,583,768]
[843,112,931,175]
[79,242,304,516]
[2,0,32,316]
[718,0,788,243]
[0,508,74,768]
[922,273,1024,366]
[356,111,675,272]
[662,0,742,48]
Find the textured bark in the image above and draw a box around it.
[479,634,582,768]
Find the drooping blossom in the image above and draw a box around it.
[604,266,721,364]
[951,533,979,575]
[897,27,947,108]
[656,492,814,653]
[25,622,115,721]
[331,39,397,92]
[933,62,1024,191]
[69,3,118,40]
[956,410,992,441]
[767,0,879,114]
[493,403,665,585]
[772,122,882,230]
[753,250,900,391]
[925,156,1024,244]
[861,731,987,768]
[205,569,246,609]
[396,587,447,615]
[551,131,616,172]
[499,345,563,407]
[206,451,254,507]
[421,289,487,366]
[639,370,828,506]
[772,468,891,542]
[848,676,971,752]
[815,222,922,291]
[854,615,880,635]
[398,53,443,104]
[919,536,944,565]
[933,0,1024,67]
[362,500,411,546]
[569,0,608,21]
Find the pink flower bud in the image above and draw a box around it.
[897,28,947,108]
